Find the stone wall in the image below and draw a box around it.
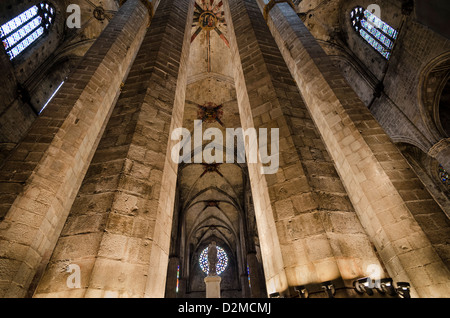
[225,0,383,297]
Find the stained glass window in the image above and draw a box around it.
[199,245,228,275]
[350,6,398,60]
[247,265,251,288]
[176,265,180,293]
[1,2,55,60]
[438,164,449,186]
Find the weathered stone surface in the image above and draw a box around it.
[0,0,448,299]
[224,0,383,296]
[33,0,193,298]
[263,1,450,297]
[0,0,150,297]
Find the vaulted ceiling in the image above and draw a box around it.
[176,0,250,271]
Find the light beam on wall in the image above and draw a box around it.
[39,80,64,115]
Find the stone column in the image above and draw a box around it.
[0,0,150,298]
[224,0,383,297]
[260,0,450,297]
[178,277,187,298]
[33,0,193,298]
[247,252,265,298]
[240,272,251,297]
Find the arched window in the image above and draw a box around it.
[199,245,229,275]
[1,2,55,60]
[438,164,449,186]
[350,6,398,60]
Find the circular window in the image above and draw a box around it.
[199,245,228,275]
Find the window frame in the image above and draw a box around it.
[350,6,398,60]
[0,1,56,60]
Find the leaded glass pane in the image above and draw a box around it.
[350,6,398,60]
[438,164,449,186]
[1,2,55,60]
[199,245,229,275]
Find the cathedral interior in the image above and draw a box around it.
[0,0,449,298]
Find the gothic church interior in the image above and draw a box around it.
[0,0,449,298]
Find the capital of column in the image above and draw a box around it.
[120,0,154,25]
[263,0,295,21]
[428,138,450,158]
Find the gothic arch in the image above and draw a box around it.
[1,0,449,299]
[26,55,80,113]
[418,51,450,140]
[397,142,450,219]
[326,49,378,106]
[318,39,433,154]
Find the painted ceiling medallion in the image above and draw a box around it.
[192,0,229,72]
[199,11,217,31]
[197,102,224,126]
[93,6,106,21]
[205,200,219,207]
[88,0,115,21]
[192,0,228,45]
[200,163,223,178]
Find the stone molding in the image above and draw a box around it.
[263,0,295,21]
[428,138,450,158]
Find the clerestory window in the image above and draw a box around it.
[1,2,55,60]
[350,6,398,60]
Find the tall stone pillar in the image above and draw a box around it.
[259,0,450,297]
[240,272,251,297]
[247,252,265,298]
[224,0,383,297]
[33,0,193,298]
[0,0,150,298]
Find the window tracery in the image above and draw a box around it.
[1,2,55,60]
[350,6,398,60]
